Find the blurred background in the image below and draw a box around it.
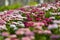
[0,0,60,11]
[0,0,57,6]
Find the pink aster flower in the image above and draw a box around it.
[7,10,14,14]
[11,38,19,40]
[38,31,43,34]
[16,29,24,35]
[10,34,17,38]
[2,32,9,37]
[0,19,6,24]
[5,38,19,40]
[5,38,10,40]
[44,30,52,34]
[50,35,60,39]
[29,36,35,40]
[34,22,44,27]
[25,31,34,36]
[22,37,31,40]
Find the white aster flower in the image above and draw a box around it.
[48,24,58,29]
[53,20,60,24]
[0,25,6,30]
[10,24,17,30]
[17,21,25,27]
[49,17,55,19]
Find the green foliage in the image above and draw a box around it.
[35,33,50,40]
[22,13,26,17]
[45,11,51,18]
[29,27,35,31]
[28,1,37,6]
[0,36,4,40]
[7,3,22,10]
[0,3,22,11]
[58,8,60,12]
[51,28,60,35]
[48,8,54,12]
[55,15,60,20]
[6,23,15,34]
[0,6,7,11]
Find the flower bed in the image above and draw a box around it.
[0,1,60,40]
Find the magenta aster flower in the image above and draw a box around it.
[35,17,41,21]
[45,18,53,23]
[42,20,48,26]
[19,8,26,11]
[24,21,34,27]
[26,14,32,21]
[31,9,37,13]
[27,17,32,21]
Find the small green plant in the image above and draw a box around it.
[28,1,37,6]
[8,3,22,10]
[45,11,51,18]
[58,8,60,12]
[55,15,60,20]
[0,3,22,11]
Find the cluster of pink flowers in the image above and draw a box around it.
[0,1,60,40]
[19,5,53,28]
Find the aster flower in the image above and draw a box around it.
[24,21,34,27]
[50,35,60,39]
[10,24,17,30]
[53,20,60,24]
[35,17,41,21]
[2,32,9,37]
[10,34,17,38]
[5,38,10,40]
[1,1,60,40]
[48,24,58,29]
[24,31,34,36]
[34,22,44,27]
[16,29,24,35]
[0,19,6,24]
[44,30,52,34]
[22,37,31,40]
[0,24,6,30]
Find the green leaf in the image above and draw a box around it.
[45,11,51,18]
[29,27,35,31]
[6,23,15,34]
[28,2,37,6]
[55,15,60,20]
[35,33,50,40]
[22,13,26,17]
[58,8,60,12]
[51,28,60,34]
[0,36,4,40]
